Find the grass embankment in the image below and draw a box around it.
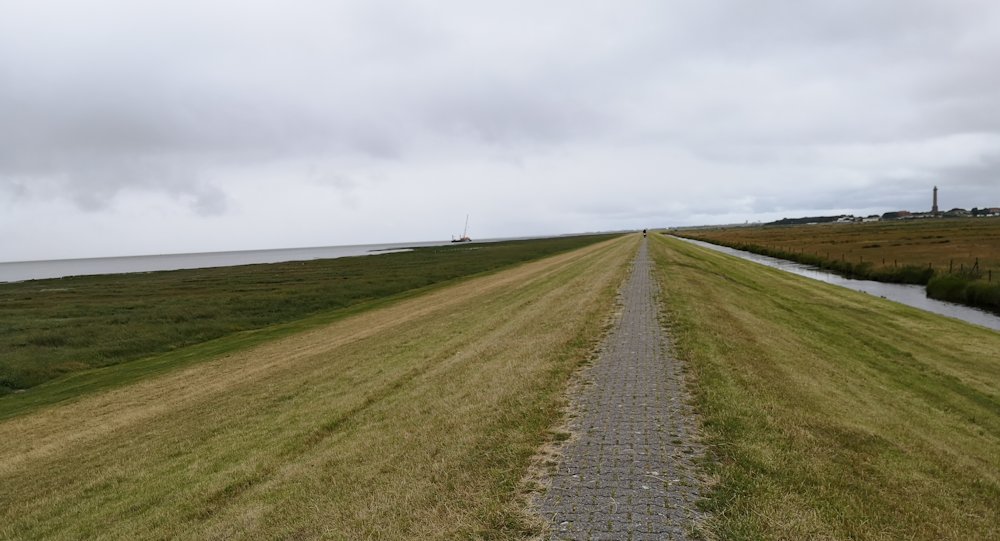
[675,218,1000,313]
[0,234,619,396]
[649,235,1000,539]
[0,235,636,539]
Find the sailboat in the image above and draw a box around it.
[451,215,472,243]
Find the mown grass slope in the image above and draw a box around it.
[650,235,1000,540]
[0,235,635,540]
[0,234,618,395]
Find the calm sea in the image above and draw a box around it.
[0,240,459,283]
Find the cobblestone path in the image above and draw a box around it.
[537,238,704,540]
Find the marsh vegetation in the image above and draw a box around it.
[0,234,618,397]
[676,218,1000,313]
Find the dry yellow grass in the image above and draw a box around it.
[679,217,1000,275]
[0,235,637,540]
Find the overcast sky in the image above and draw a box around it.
[2,0,999,260]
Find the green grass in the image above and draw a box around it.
[673,218,1000,312]
[674,217,1000,276]
[0,234,619,396]
[0,235,636,539]
[927,272,1000,313]
[649,235,1000,540]
[0,296,387,421]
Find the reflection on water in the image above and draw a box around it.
[675,237,1000,332]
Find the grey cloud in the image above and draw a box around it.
[924,154,1000,211]
[189,185,229,217]
[423,82,608,146]
[309,171,365,210]
[1,0,999,259]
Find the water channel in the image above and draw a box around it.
[674,236,1000,332]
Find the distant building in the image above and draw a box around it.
[945,208,969,217]
[862,215,880,222]
[932,185,939,215]
[881,210,912,220]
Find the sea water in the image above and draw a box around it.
[0,240,457,283]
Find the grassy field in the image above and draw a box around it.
[0,234,618,396]
[0,235,636,539]
[650,235,1000,540]
[675,218,1000,312]
[676,218,1000,273]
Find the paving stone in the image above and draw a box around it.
[537,239,704,540]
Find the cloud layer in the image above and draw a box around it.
[2,0,999,259]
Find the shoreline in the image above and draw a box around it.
[0,233,607,283]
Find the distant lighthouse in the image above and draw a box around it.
[932,186,939,215]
